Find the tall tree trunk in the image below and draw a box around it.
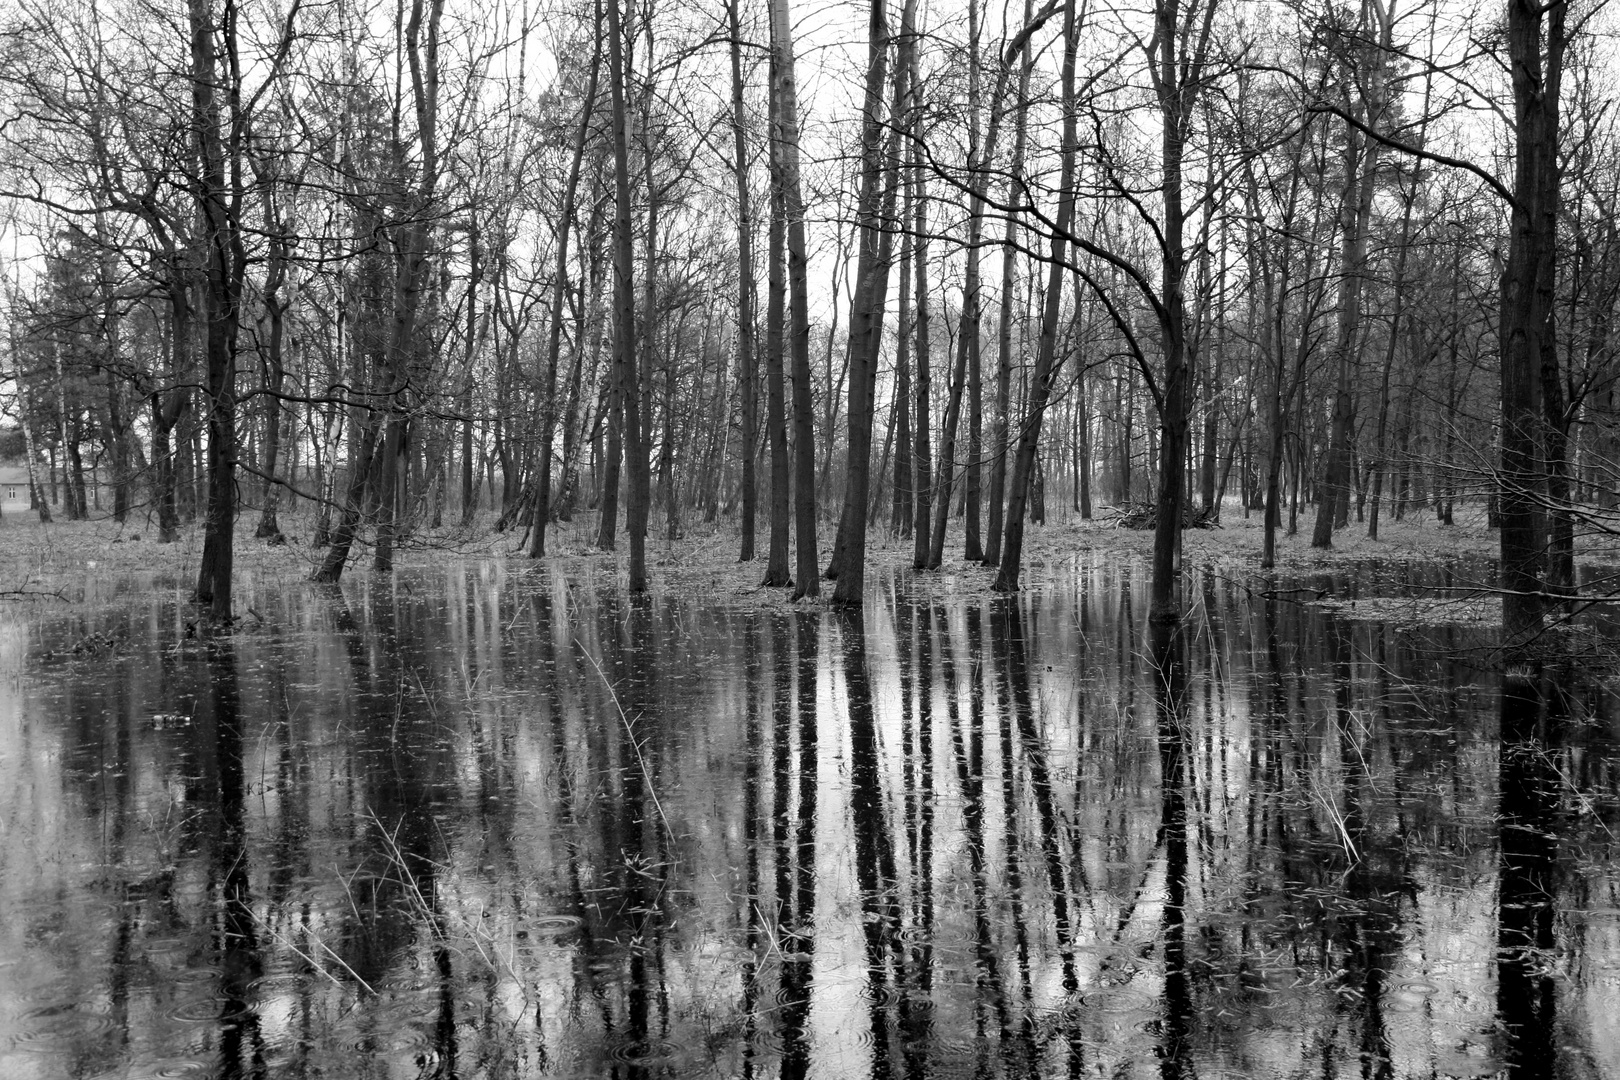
[1500,0,1565,653]
[1368,170,1421,542]
[531,7,601,558]
[983,0,1038,563]
[459,226,481,526]
[991,0,1079,592]
[189,0,246,620]
[960,0,986,563]
[254,203,291,542]
[730,0,761,562]
[606,0,650,592]
[891,153,914,537]
[1310,71,1382,548]
[1144,0,1217,622]
[770,0,820,600]
[374,0,443,575]
[640,21,668,552]
[1077,368,1092,517]
[762,54,792,587]
[910,147,933,569]
[597,355,623,547]
[829,0,917,607]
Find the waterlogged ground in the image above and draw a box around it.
[1,556,1618,1079]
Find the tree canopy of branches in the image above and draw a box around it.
[0,0,1613,643]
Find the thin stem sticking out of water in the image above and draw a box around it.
[359,809,520,989]
[260,919,376,997]
[1528,744,1616,840]
[576,639,675,845]
[1310,783,1360,865]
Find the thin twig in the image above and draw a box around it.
[576,640,675,845]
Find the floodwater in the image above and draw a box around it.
[1,556,1618,1080]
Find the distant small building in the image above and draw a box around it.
[0,467,34,513]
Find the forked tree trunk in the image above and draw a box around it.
[992,0,1078,593]
[769,0,820,600]
[828,0,916,607]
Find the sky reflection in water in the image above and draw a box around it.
[0,557,1617,1079]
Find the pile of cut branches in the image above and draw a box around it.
[1110,503,1221,531]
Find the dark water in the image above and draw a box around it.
[2,557,1618,1079]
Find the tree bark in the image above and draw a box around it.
[1311,34,1385,548]
[769,0,820,600]
[762,50,792,588]
[606,0,650,592]
[982,0,1037,564]
[828,0,917,607]
[730,0,761,563]
[1500,0,1566,654]
[910,147,933,569]
[189,0,246,621]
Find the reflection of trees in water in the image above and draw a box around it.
[843,611,901,1078]
[16,562,1620,1077]
[1152,620,1192,1080]
[1498,676,1561,1080]
[777,610,817,1080]
[209,637,266,1079]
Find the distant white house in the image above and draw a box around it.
[0,467,34,513]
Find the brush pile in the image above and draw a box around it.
[1110,502,1221,530]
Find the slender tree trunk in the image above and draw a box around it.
[459,224,482,526]
[254,211,290,542]
[770,0,820,600]
[606,0,649,592]
[730,0,761,562]
[312,413,380,584]
[761,52,792,587]
[910,149,933,569]
[816,221,848,498]
[960,0,986,563]
[891,160,914,536]
[829,0,916,607]
[1368,178,1419,542]
[597,358,622,547]
[1311,97,1381,548]
[983,2,1037,563]
[531,10,601,558]
[991,0,1078,592]
[1077,368,1092,517]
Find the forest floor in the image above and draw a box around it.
[0,496,1531,615]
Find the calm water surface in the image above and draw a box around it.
[1,556,1618,1079]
